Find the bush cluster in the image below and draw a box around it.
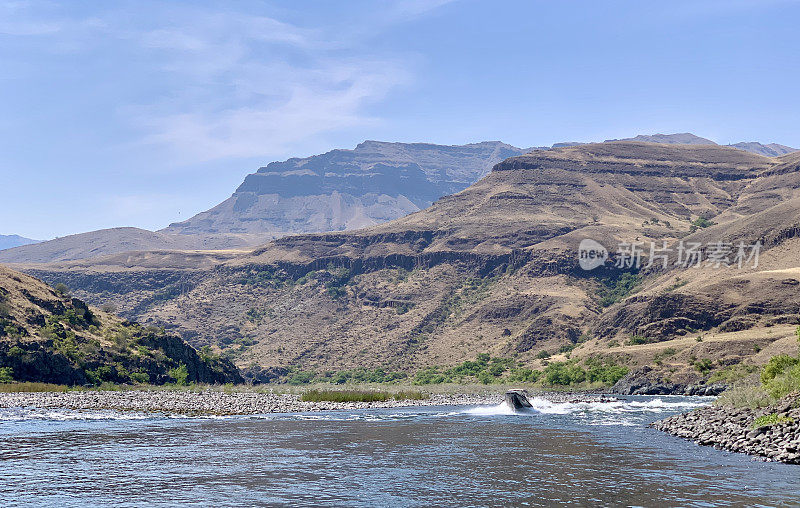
[760,355,800,399]
[286,367,407,386]
[413,354,627,387]
[598,272,640,307]
[300,389,426,403]
[414,354,516,385]
[543,358,628,386]
[716,328,800,408]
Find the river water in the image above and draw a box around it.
[1,395,798,507]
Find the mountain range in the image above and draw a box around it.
[14,139,800,386]
[1,133,795,266]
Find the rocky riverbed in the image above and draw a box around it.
[0,389,614,416]
[652,395,800,464]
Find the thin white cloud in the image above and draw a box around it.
[388,0,459,19]
[121,8,411,164]
[134,61,409,163]
[1,1,438,166]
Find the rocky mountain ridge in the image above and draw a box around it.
[3,134,795,266]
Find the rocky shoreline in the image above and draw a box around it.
[0,390,613,416]
[651,395,800,465]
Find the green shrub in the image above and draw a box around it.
[628,335,654,346]
[762,363,800,399]
[691,217,715,229]
[287,370,316,385]
[168,364,189,386]
[751,413,794,429]
[321,368,406,385]
[414,367,448,385]
[53,331,80,361]
[536,350,551,360]
[586,364,628,385]
[85,365,114,385]
[598,272,640,307]
[693,358,713,374]
[7,346,24,357]
[558,343,577,354]
[761,355,799,384]
[300,389,425,403]
[488,363,506,377]
[507,368,541,383]
[708,364,759,383]
[54,283,70,297]
[542,358,627,387]
[544,362,586,385]
[0,367,14,383]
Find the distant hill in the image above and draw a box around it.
[0,227,268,264]
[163,140,528,236]
[611,133,717,145]
[0,235,39,250]
[728,141,797,157]
[610,133,797,157]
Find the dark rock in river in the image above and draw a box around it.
[610,366,727,396]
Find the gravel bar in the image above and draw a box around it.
[0,390,615,416]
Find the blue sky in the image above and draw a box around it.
[1,0,799,240]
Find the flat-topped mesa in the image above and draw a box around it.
[492,141,773,180]
[165,140,528,237]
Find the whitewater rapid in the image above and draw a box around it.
[464,396,712,426]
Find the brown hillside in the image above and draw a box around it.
[15,141,800,385]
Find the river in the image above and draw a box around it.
[1,395,798,507]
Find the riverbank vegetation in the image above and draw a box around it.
[715,327,800,408]
[412,354,627,388]
[300,389,426,403]
[252,353,630,389]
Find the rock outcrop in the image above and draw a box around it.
[611,366,727,396]
[0,264,242,385]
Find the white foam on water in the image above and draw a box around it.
[464,401,517,416]
[462,396,713,426]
